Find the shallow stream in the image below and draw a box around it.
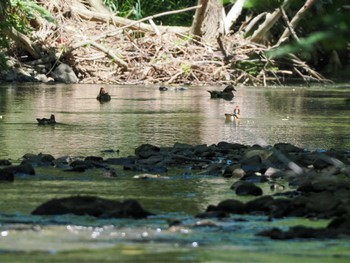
[0,83,350,262]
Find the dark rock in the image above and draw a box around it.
[0,159,12,166]
[273,143,303,153]
[222,165,235,178]
[21,153,55,167]
[171,142,194,156]
[105,157,136,166]
[303,191,340,216]
[193,144,209,155]
[257,226,338,240]
[245,196,275,213]
[0,168,15,182]
[137,154,164,166]
[0,163,35,180]
[240,155,262,172]
[217,141,246,151]
[240,171,269,183]
[64,165,87,172]
[215,199,246,214]
[313,158,332,170]
[31,196,153,219]
[258,215,350,240]
[202,163,224,176]
[140,165,168,173]
[13,163,35,175]
[267,198,292,218]
[135,144,160,158]
[327,216,350,235]
[70,159,108,169]
[52,63,78,83]
[231,181,263,196]
[85,156,104,162]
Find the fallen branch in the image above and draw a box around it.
[277,0,317,45]
[89,41,128,70]
[279,6,299,43]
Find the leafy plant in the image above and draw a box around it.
[235,60,264,76]
[104,0,197,26]
[0,0,54,69]
[180,63,191,75]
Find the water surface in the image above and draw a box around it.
[0,83,349,160]
[0,83,350,262]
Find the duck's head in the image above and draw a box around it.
[223,85,237,92]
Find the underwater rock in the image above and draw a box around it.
[0,159,12,166]
[32,196,154,219]
[0,163,35,181]
[21,153,55,167]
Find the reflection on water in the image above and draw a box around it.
[0,83,349,160]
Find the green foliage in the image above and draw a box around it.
[261,0,350,77]
[103,0,197,26]
[267,32,329,59]
[245,0,284,12]
[180,63,191,75]
[268,3,350,58]
[24,0,55,23]
[0,0,54,70]
[1,0,53,34]
[235,59,263,76]
[0,52,7,70]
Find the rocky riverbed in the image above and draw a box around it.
[1,141,350,240]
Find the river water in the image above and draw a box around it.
[1,83,350,159]
[0,83,350,262]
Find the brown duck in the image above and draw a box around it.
[208,85,236,101]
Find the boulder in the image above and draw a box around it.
[32,196,153,219]
[135,144,160,158]
[0,168,15,182]
[231,181,263,196]
[21,153,55,167]
[52,63,78,83]
[0,163,35,181]
[0,159,12,166]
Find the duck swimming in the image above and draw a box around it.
[208,85,236,101]
[36,114,56,125]
[96,87,111,102]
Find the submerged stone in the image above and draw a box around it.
[31,196,154,219]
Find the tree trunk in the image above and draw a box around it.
[191,0,224,41]
[224,0,246,34]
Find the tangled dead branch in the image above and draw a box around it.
[31,0,329,85]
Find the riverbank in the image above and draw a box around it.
[1,1,339,86]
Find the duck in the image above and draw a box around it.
[159,86,168,91]
[208,85,236,101]
[96,87,111,102]
[36,114,56,125]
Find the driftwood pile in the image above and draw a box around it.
[32,0,328,85]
